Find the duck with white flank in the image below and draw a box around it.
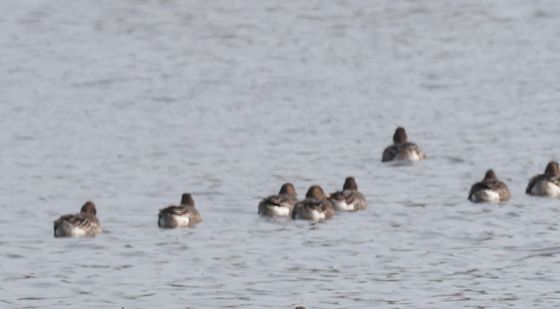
[291,185,335,221]
[329,176,367,211]
[53,201,102,238]
[258,183,298,217]
[382,127,426,162]
[468,169,511,203]
[158,193,201,228]
[526,161,560,198]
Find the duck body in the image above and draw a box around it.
[54,201,102,238]
[258,195,297,217]
[291,185,335,221]
[330,190,367,211]
[382,127,426,162]
[526,161,560,198]
[527,178,560,197]
[291,198,335,221]
[382,143,426,162]
[329,176,367,211]
[158,193,201,228]
[158,205,201,228]
[468,170,510,203]
[258,183,298,217]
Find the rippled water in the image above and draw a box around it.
[2,1,560,308]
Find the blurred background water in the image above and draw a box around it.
[1,0,560,308]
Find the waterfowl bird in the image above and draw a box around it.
[382,127,426,162]
[158,193,201,228]
[258,183,298,217]
[329,176,367,211]
[526,161,560,198]
[53,201,102,238]
[468,169,511,203]
[291,185,335,221]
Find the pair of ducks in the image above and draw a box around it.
[53,194,202,237]
[257,176,368,221]
[52,177,367,238]
[468,161,560,203]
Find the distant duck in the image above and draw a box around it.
[382,127,426,162]
[291,185,335,221]
[468,169,511,203]
[258,183,298,217]
[329,176,368,211]
[53,201,102,238]
[158,193,202,228]
[526,161,560,198]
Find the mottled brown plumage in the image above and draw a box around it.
[468,169,511,203]
[330,176,368,211]
[53,201,102,238]
[158,193,202,228]
[526,161,560,198]
[382,127,426,162]
[258,183,298,217]
[291,185,335,221]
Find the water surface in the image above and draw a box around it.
[1,1,560,308]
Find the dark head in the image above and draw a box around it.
[180,193,195,206]
[343,176,358,190]
[295,307,306,309]
[305,185,326,199]
[484,169,497,180]
[80,201,97,215]
[279,183,297,196]
[545,161,560,176]
[393,127,408,144]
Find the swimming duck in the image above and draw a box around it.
[158,193,201,228]
[258,183,298,217]
[526,161,560,198]
[53,201,102,238]
[468,169,511,203]
[291,185,335,221]
[382,127,426,162]
[329,176,368,211]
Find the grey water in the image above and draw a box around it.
[1,0,560,308]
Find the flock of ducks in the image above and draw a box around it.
[53,127,560,238]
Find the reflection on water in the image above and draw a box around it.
[1,0,560,308]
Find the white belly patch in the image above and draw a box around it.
[172,215,190,227]
[472,189,501,203]
[309,210,326,221]
[398,150,421,161]
[55,224,87,237]
[533,181,560,197]
[332,200,354,211]
[268,206,290,216]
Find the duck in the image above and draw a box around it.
[329,176,368,211]
[158,193,201,228]
[53,201,102,238]
[526,161,560,198]
[468,169,511,203]
[382,127,426,162]
[258,183,298,217]
[291,185,335,221]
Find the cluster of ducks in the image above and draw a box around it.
[53,127,560,238]
[258,176,367,221]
